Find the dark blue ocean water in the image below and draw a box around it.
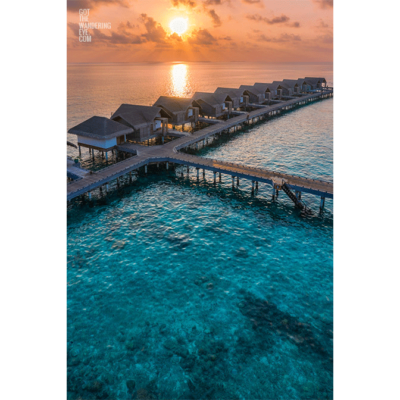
[67,63,333,400]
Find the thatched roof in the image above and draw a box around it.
[304,77,326,84]
[68,116,133,139]
[111,104,162,129]
[254,82,274,92]
[296,78,308,85]
[282,79,302,88]
[153,96,193,114]
[239,85,264,96]
[273,81,289,89]
[192,92,227,106]
[214,87,243,99]
[67,141,77,149]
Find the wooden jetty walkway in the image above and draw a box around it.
[67,158,90,180]
[67,90,333,208]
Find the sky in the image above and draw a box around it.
[67,0,333,63]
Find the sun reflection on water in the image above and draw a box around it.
[169,64,191,97]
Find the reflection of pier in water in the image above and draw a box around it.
[67,89,333,211]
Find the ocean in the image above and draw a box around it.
[67,62,333,399]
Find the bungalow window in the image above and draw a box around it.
[188,108,193,117]
[222,103,226,109]
[240,96,243,103]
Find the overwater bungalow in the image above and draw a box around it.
[238,85,265,104]
[270,81,294,97]
[253,82,275,101]
[68,116,133,157]
[281,79,303,95]
[214,87,248,109]
[153,96,199,127]
[304,77,327,89]
[111,104,169,142]
[191,92,230,118]
[294,79,310,93]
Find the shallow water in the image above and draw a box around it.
[67,63,333,400]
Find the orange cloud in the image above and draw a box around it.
[67,0,130,12]
[313,0,333,9]
[208,9,222,27]
[188,28,217,45]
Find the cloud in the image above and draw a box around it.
[140,14,167,43]
[93,30,143,44]
[118,21,139,30]
[316,19,329,29]
[203,0,222,4]
[68,23,80,37]
[67,0,130,12]
[247,14,285,24]
[169,32,183,42]
[67,22,143,45]
[208,9,222,27]
[219,36,232,40]
[257,33,301,43]
[188,28,217,45]
[316,33,333,44]
[171,0,197,8]
[246,14,300,27]
[313,0,333,9]
[241,0,264,7]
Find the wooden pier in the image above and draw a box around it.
[67,90,333,207]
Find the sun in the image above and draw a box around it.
[170,18,188,36]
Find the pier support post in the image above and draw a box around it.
[157,163,159,168]
[272,186,276,199]
[105,151,108,161]
[203,169,205,178]
[129,171,132,182]
[166,162,169,170]
[256,181,258,190]
[296,191,302,200]
[252,181,255,194]
[203,139,205,147]
[78,145,81,156]
[219,172,221,182]
[145,165,148,174]
[117,177,120,187]
[88,191,92,200]
[237,176,239,186]
[320,197,325,210]
[99,186,103,194]
[196,168,199,180]
[213,171,216,184]
[187,165,189,174]
[106,184,109,192]
[232,176,235,188]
